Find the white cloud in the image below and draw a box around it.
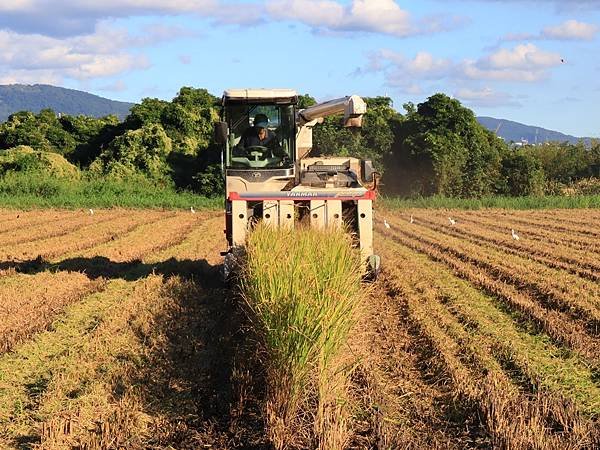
[211,3,265,25]
[482,44,560,69]
[0,0,460,39]
[542,19,599,40]
[363,50,455,93]
[360,43,564,103]
[406,52,454,77]
[348,0,412,36]
[464,43,562,81]
[374,50,454,78]
[0,0,255,37]
[454,87,520,107]
[66,54,149,79]
[500,19,599,42]
[266,0,458,37]
[0,0,35,12]
[450,0,600,9]
[266,0,347,28]
[462,64,545,82]
[0,26,151,83]
[0,69,61,85]
[3,0,216,15]
[365,44,563,86]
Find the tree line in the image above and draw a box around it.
[1,87,598,198]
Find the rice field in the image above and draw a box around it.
[0,207,598,449]
[366,207,600,449]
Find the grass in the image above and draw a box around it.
[241,223,363,449]
[380,193,600,209]
[0,172,221,209]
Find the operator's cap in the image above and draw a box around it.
[254,114,269,128]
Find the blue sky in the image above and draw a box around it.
[1,0,599,137]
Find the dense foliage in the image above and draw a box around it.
[0,87,598,199]
[0,145,80,179]
[0,87,224,196]
[382,94,599,197]
[383,94,503,197]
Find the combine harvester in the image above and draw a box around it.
[214,88,380,278]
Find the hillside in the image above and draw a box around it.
[477,116,591,145]
[0,84,134,121]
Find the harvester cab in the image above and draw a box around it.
[214,88,381,278]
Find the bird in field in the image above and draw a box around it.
[410,214,414,223]
[511,229,520,240]
[190,206,196,214]
[384,219,391,229]
[89,209,94,215]
[448,217,456,225]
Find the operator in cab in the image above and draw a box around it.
[233,113,284,158]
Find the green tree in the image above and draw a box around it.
[123,88,219,157]
[0,109,76,155]
[527,141,592,183]
[169,87,219,155]
[124,98,170,129]
[59,114,121,166]
[297,94,317,109]
[384,93,504,197]
[37,109,77,155]
[589,140,600,177]
[0,111,50,150]
[90,123,173,180]
[499,150,545,196]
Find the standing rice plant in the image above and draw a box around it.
[241,223,363,449]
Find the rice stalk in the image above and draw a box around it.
[241,223,363,449]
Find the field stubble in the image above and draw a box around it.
[0,207,599,449]
[362,207,600,448]
[0,208,271,449]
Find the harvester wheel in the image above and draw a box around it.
[365,254,381,281]
[221,251,239,284]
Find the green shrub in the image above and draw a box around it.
[193,163,224,197]
[498,150,545,196]
[0,145,80,179]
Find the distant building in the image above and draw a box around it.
[511,138,528,148]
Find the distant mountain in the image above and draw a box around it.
[0,84,134,122]
[477,116,592,146]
